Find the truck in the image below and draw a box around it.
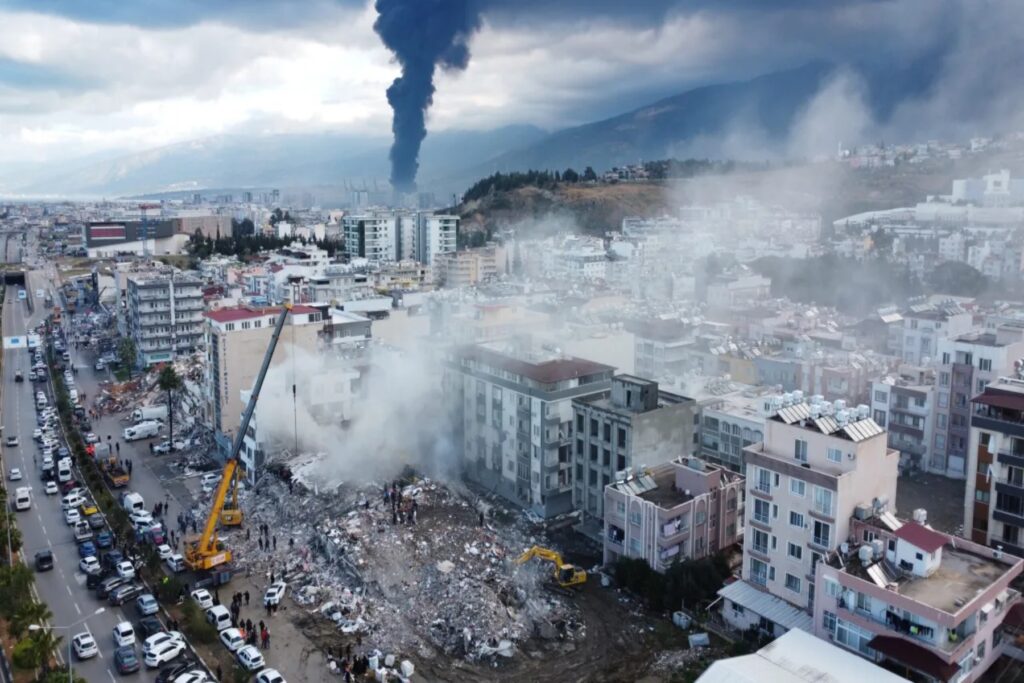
[120,491,144,514]
[123,421,160,441]
[90,443,129,488]
[131,406,168,423]
[26,334,40,351]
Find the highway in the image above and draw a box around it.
[0,235,165,681]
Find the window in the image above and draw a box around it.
[576,415,584,432]
[617,428,626,448]
[978,379,989,393]
[756,468,772,494]
[855,591,872,613]
[590,419,598,437]
[874,390,888,403]
[873,410,887,427]
[939,372,950,387]
[827,448,842,463]
[834,618,874,655]
[823,610,837,634]
[813,487,834,517]
[751,529,769,555]
[935,434,946,450]
[695,510,706,525]
[980,358,992,372]
[794,439,808,462]
[750,558,768,586]
[790,479,806,497]
[790,511,805,528]
[824,578,840,598]
[603,423,611,442]
[589,444,598,463]
[753,499,770,525]
[938,392,949,408]
[941,352,950,365]
[784,574,801,593]
[787,542,803,561]
[813,520,831,548]
[629,509,641,525]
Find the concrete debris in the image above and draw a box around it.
[212,464,586,669]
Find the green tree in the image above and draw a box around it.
[0,562,34,617]
[926,261,988,297]
[582,166,598,182]
[157,365,183,447]
[12,628,61,671]
[37,667,86,683]
[118,337,137,379]
[10,601,52,639]
[562,168,580,183]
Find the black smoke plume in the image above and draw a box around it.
[374,0,481,194]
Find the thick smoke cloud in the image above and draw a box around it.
[374,0,481,193]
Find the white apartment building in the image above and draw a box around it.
[870,366,936,473]
[343,210,458,266]
[932,327,1024,479]
[343,212,397,264]
[900,304,973,365]
[719,395,899,637]
[125,273,205,366]
[449,342,614,518]
[699,392,766,473]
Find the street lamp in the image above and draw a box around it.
[29,607,105,683]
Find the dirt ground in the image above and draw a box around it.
[895,472,966,535]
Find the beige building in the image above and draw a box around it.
[720,396,899,636]
[203,305,324,449]
[436,247,498,287]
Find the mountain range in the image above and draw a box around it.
[0,59,944,199]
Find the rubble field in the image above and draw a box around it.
[204,464,669,682]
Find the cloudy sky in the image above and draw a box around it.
[0,0,1018,167]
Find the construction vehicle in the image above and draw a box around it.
[515,546,587,589]
[220,467,243,526]
[185,304,292,571]
[88,442,129,487]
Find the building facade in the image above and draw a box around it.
[870,366,936,473]
[720,395,899,638]
[125,273,205,366]
[603,457,744,571]
[450,343,614,518]
[572,375,697,527]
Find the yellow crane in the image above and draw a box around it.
[515,545,587,588]
[220,467,243,527]
[185,304,291,571]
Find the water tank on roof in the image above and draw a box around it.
[871,539,885,559]
[836,410,850,426]
[912,508,928,524]
[783,392,793,407]
[834,399,847,412]
[810,404,821,419]
[811,394,825,406]
[857,404,870,420]
[858,545,873,566]
[793,390,804,403]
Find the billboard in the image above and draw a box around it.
[89,224,127,241]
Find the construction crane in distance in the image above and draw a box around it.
[138,203,160,258]
[515,546,587,589]
[185,303,292,571]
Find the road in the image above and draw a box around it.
[0,236,165,681]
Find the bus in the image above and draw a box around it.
[17,289,26,301]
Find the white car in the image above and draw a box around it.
[236,644,265,671]
[6,437,19,448]
[144,639,185,668]
[143,631,184,656]
[79,556,100,575]
[8,468,22,481]
[32,429,42,441]
[130,510,154,527]
[113,621,136,648]
[72,632,98,660]
[190,588,213,610]
[256,670,286,683]
[157,543,173,560]
[44,481,59,495]
[84,433,100,444]
[64,508,81,525]
[115,560,135,579]
[173,673,209,683]
[263,581,287,607]
[200,473,220,489]
[218,627,245,653]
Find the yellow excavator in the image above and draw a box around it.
[516,545,587,589]
[185,304,291,571]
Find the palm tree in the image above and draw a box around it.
[10,601,52,638]
[158,365,183,448]
[28,629,62,671]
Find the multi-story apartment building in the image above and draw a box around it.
[450,342,614,518]
[967,377,1024,555]
[412,213,458,265]
[572,375,697,530]
[435,247,498,288]
[125,273,205,366]
[814,514,1023,682]
[900,303,973,366]
[203,305,324,453]
[343,210,458,266]
[932,327,1024,478]
[699,392,766,473]
[719,395,899,637]
[870,366,936,473]
[603,456,743,571]
[630,319,695,381]
[343,212,396,264]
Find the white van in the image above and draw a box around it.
[14,487,31,511]
[69,389,78,404]
[205,605,232,631]
[121,492,145,514]
[61,492,85,511]
[56,462,72,483]
[123,421,160,442]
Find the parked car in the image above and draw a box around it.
[263,580,287,607]
[143,631,183,657]
[95,530,113,549]
[88,512,106,530]
[155,662,192,683]
[116,560,136,579]
[218,627,244,652]
[157,543,173,560]
[255,670,286,683]
[172,673,209,683]
[136,616,165,639]
[71,632,98,660]
[77,541,97,559]
[79,556,100,575]
[136,593,159,616]
[96,576,127,599]
[43,481,59,495]
[113,621,136,648]
[8,466,21,479]
[144,639,186,669]
[109,583,144,606]
[64,508,80,525]
[236,644,265,671]
[114,645,141,674]
[190,588,213,610]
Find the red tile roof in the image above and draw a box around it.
[204,305,319,324]
[893,521,948,554]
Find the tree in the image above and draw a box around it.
[118,337,137,379]
[926,261,988,297]
[582,166,598,182]
[12,628,60,671]
[38,667,86,683]
[10,601,52,639]
[158,365,183,447]
[562,168,580,183]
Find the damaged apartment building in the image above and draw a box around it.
[447,341,614,518]
[571,375,698,537]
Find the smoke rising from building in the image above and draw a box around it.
[374,0,482,194]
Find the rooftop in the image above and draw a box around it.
[636,467,693,508]
[458,344,614,385]
[204,304,320,324]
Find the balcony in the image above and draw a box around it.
[973,407,1024,438]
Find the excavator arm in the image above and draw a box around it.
[186,304,292,571]
[515,545,587,588]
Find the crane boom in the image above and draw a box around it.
[187,304,292,569]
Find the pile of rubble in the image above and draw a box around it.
[214,466,585,667]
